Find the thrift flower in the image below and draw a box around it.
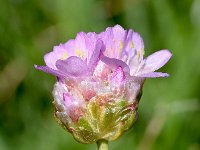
[35,25,172,148]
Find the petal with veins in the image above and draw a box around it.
[137,50,172,75]
[56,56,89,77]
[88,40,104,73]
[44,40,75,69]
[34,65,67,78]
[100,54,130,73]
[99,25,126,58]
[110,67,125,83]
[124,30,144,62]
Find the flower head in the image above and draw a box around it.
[35,25,172,143]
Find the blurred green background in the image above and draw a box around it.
[0,0,200,149]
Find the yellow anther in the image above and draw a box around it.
[137,52,140,60]
[119,41,123,50]
[75,48,85,58]
[130,41,134,49]
[61,52,68,60]
[141,48,145,55]
[119,41,123,53]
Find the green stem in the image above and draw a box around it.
[97,139,108,150]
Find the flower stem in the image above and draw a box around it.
[97,139,108,150]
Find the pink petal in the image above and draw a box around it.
[88,40,104,73]
[74,32,87,59]
[75,32,98,63]
[56,56,89,77]
[99,25,126,58]
[137,50,172,75]
[34,65,66,78]
[44,40,75,69]
[85,32,98,61]
[100,54,130,73]
[124,29,144,62]
[111,67,125,83]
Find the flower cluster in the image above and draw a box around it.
[35,25,172,143]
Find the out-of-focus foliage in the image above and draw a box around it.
[0,0,200,149]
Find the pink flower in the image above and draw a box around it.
[35,25,172,143]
